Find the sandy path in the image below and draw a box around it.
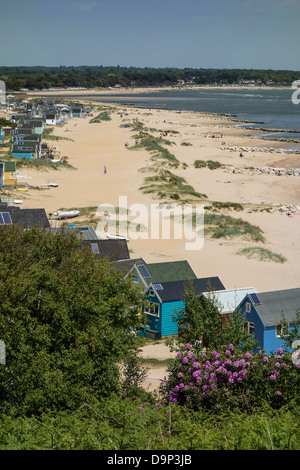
[139,342,175,393]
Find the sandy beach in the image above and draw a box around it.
[5,96,299,293]
[2,90,300,391]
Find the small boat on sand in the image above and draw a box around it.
[52,210,80,219]
[106,233,129,241]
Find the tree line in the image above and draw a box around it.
[1,66,300,90]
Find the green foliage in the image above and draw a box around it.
[160,344,300,413]
[0,118,17,129]
[1,66,300,91]
[194,160,222,170]
[204,213,265,242]
[89,112,111,123]
[0,225,143,416]
[207,160,222,170]
[0,397,298,450]
[43,127,74,142]
[236,246,287,263]
[140,169,207,201]
[211,201,244,211]
[194,160,207,168]
[278,310,300,353]
[121,352,150,400]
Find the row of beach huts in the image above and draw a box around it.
[0,97,90,189]
[0,98,87,161]
[0,195,298,356]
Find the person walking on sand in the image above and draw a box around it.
[104,165,107,175]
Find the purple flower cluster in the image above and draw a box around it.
[160,344,300,411]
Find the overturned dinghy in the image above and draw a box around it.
[53,210,80,219]
[106,233,129,241]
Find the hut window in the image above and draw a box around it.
[246,302,251,313]
[144,302,159,317]
[245,321,254,335]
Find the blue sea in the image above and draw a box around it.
[85,87,300,142]
[57,87,300,143]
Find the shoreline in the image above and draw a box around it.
[23,84,293,97]
[1,97,300,294]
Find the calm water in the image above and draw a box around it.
[55,87,300,140]
[89,88,300,138]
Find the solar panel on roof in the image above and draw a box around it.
[138,264,151,279]
[154,283,164,290]
[249,293,261,306]
[2,212,12,224]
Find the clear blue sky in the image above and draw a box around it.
[0,0,299,70]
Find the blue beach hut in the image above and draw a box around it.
[143,276,226,339]
[234,288,300,354]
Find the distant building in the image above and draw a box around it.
[12,141,40,160]
[0,199,50,228]
[0,161,17,188]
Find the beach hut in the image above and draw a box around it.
[12,141,40,160]
[70,104,84,118]
[0,199,50,228]
[12,127,35,138]
[0,128,4,145]
[81,239,130,261]
[46,109,62,125]
[125,260,197,292]
[234,288,300,354]
[203,287,258,324]
[143,276,226,339]
[0,161,17,188]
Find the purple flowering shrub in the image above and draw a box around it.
[159,344,300,412]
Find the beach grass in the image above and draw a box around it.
[204,213,265,243]
[89,112,112,123]
[139,169,207,201]
[209,201,244,211]
[168,209,265,243]
[43,127,75,142]
[0,153,76,171]
[236,246,287,263]
[194,159,222,170]
[17,158,75,171]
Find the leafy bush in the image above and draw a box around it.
[194,160,222,169]
[207,160,222,170]
[160,343,300,412]
[194,160,207,168]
